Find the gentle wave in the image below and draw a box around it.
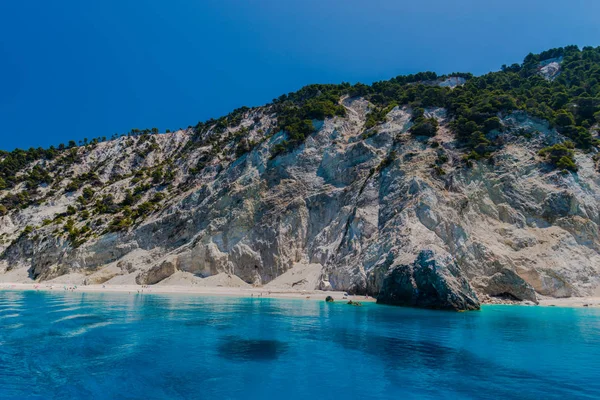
[43,302,75,309]
[0,302,23,308]
[3,323,24,329]
[53,314,100,323]
[62,322,113,337]
[0,308,22,313]
[46,306,84,314]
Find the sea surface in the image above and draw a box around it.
[0,290,599,400]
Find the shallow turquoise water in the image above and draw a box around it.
[1,291,599,399]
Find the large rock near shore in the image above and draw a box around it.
[136,258,177,285]
[473,268,538,303]
[377,250,480,311]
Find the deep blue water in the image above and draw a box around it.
[1,291,599,400]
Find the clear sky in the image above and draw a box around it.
[1,0,599,151]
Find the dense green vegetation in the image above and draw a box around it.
[269,84,347,157]
[363,46,599,155]
[261,45,599,160]
[122,46,600,166]
[0,147,57,189]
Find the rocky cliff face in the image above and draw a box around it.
[2,55,600,311]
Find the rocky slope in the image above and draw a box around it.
[2,46,600,310]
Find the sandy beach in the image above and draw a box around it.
[537,296,600,308]
[0,281,376,303]
[1,280,599,308]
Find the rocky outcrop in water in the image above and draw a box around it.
[377,250,480,310]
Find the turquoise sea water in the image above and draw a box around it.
[1,291,599,400]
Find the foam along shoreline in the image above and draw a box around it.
[0,282,376,303]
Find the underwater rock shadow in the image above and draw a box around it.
[217,335,289,362]
[183,316,234,330]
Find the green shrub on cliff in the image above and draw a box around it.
[357,45,600,157]
[410,117,439,137]
[108,215,133,233]
[365,103,397,129]
[269,85,346,157]
[538,142,578,172]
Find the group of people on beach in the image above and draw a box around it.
[136,285,151,294]
[251,292,271,298]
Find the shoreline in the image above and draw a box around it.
[536,296,600,308]
[1,282,599,308]
[0,282,376,303]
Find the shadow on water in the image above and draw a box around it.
[330,328,592,399]
[183,316,234,331]
[217,335,288,361]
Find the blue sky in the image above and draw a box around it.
[1,0,599,151]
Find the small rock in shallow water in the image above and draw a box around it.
[325,296,334,302]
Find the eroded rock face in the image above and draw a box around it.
[473,268,538,303]
[136,258,177,285]
[377,250,480,311]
